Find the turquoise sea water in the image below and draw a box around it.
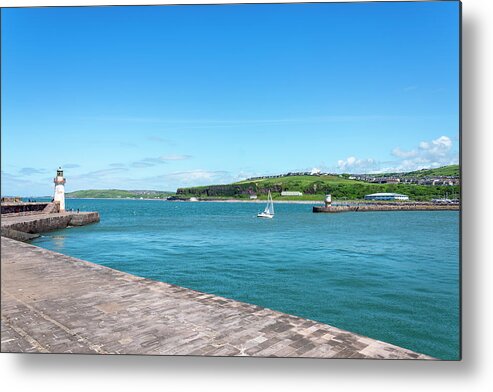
[32,199,460,359]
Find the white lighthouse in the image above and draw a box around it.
[54,167,66,212]
[324,194,332,207]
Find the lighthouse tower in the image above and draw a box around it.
[54,167,66,212]
[324,194,332,208]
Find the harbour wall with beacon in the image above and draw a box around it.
[313,193,459,213]
[1,168,99,241]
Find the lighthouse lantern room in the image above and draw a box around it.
[54,167,66,212]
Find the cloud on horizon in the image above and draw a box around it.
[386,135,457,172]
[1,171,50,196]
[337,157,379,173]
[115,169,244,190]
[131,154,192,169]
[71,168,129,181]
[336,135,458,174]
[147,135,175,145]
[63,163,80,169]
[19,167,47,176]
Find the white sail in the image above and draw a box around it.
[258,190,274,218]
[266,192,274,214]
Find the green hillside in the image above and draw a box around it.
[404,164,459,177]
[235,174,355,187]
[177,171,460,202]
[66,189,173,199]
[371,165,459,178]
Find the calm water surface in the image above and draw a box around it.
[32,199,460,359]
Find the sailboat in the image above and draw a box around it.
[257,190,275,218]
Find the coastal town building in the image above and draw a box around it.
[364,192,409,201]
[281,191,303,197]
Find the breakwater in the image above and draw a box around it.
[0,236,433,359]
[1,211,100,241]
[313,203,459,213]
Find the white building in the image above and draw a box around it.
[281,191,303,196]
[364,192,409,201]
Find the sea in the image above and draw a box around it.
[31,198,460,360]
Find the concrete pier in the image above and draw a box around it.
[1,237,433,359]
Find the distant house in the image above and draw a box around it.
[281,191,303,197]
[370,177,400,184]
[249,194,258,200]
[364,193,409,201]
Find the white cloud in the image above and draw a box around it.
[19,167,47,176]
[147,136,174,144]
[131,161,156,168]
[392,136,457,172]
[335,135,458,174]
[63,163,80,169]
[131,154,192,168]
[337,156,378,173]
[161,154,192,161]
[419,135,452,157]
[391,147,418,159]
[1,171,50,197]
[72,168,129,180]
[159,170,233,185]
[114,169,237,191]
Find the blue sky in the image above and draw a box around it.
[1,1,460,196]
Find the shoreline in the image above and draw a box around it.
[67,197,322,204]
[66,197,461,208]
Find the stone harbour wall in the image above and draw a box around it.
[313,204,460,213]
[68,212,101,226]
[1,212,100,241]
